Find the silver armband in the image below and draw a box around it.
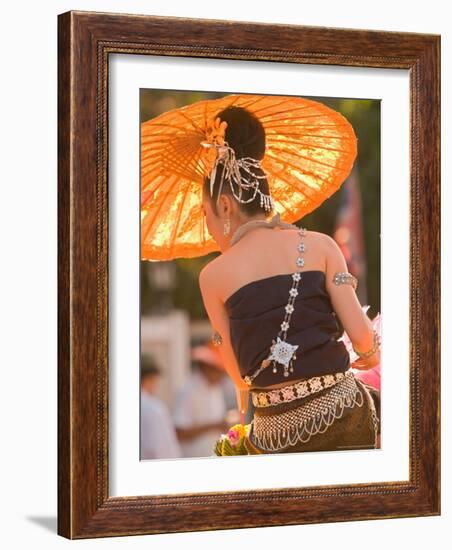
[333,271,358,290]
[211,330,223,346]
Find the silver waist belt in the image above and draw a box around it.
[250,371,347,408]
[249,370,377,452]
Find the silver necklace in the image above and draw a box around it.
[229,212,308,384]
[229,212,299,246]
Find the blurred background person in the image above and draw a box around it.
[140,354,182,459]
[173,342,230,457]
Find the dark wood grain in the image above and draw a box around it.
[57,10,440,539]
[57,10,71,539]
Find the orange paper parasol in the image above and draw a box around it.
[141,94,358,261]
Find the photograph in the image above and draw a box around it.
[140,90,382,459]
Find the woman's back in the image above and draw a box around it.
[216,226,326,305]
[210,226,350,389]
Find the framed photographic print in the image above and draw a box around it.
[58,10,440,538]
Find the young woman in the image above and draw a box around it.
[198,105,380,454]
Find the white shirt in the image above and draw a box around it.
[173,369,227,458]
[141,391,182,459]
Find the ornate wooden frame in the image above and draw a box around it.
[57,10,440,538]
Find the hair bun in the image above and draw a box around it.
[216,106,266,160]
[203,105,273,218]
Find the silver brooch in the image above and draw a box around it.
[267,337,299,371]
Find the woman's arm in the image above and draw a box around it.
[199,264,250,391]
[323,234,380,369]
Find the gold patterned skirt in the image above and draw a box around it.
[244,369,380,454]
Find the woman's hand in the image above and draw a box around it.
[351,350,380,371]
[352,358,378,371]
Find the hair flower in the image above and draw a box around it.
[200,117,228,177]
[205,116,228,147]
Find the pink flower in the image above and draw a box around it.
[227,428,240,446]
[281,387,295,399]
[355,365,381,391]
[270,392,280,404]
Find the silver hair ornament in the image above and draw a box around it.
[201,140,274,212]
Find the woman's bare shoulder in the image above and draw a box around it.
[198,254,231,294]
[295,228,331,252]
[304,228,329,239]
[199,254,222,281]
[304,229,335,249]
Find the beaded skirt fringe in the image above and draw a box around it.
[249,370,379,452]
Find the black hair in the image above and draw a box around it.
[140,354,161,383]
[203,105,274,217]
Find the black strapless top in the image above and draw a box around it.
[224,270,350,387]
